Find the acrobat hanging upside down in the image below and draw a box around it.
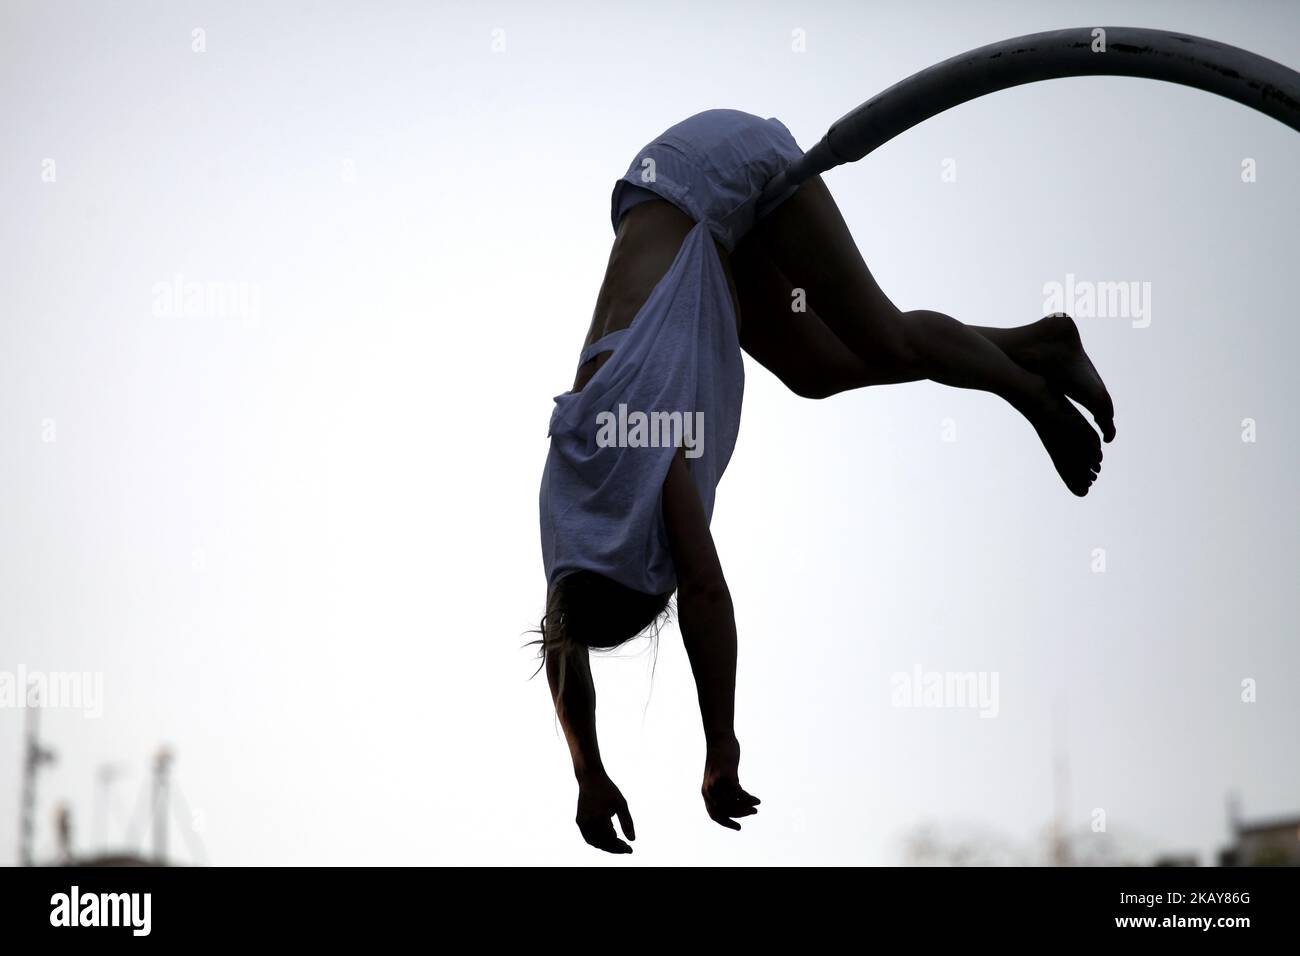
[533,27,1300,853]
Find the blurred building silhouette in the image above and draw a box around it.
[1219,795,1300,866]
[899,754,1300,866]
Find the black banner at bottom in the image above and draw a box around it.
[0,864,1293,941]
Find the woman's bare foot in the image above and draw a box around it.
[1020,314,1116,443]
[1020,383,1104,496]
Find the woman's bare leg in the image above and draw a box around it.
[735,244,1116,443]
[740,177,1106,496]
[735,238,1115,442]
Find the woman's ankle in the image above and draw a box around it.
[1007,371,1053,417]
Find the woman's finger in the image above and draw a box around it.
[615,801,636,842]
[721,783,760,806]
[712,781,761,808]
[580,818,633,854]
[708,809,742,831]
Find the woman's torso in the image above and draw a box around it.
[541,110,799,594]
[570,108,804,392]
[572,196,740,393]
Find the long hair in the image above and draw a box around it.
[527,571,674,700]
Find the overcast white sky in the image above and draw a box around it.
[2,0,1297,865]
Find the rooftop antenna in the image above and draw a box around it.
[1226,790,1242,837]
[18,681,57,867]
[95,763,124,852]
[151,746,174,863]
[1050,699,1072,867]
[55,802,73,864]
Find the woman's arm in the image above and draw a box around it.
[545,644,603,780]
[546,643,636,853]
[661,452,761,829]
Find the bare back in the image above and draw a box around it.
[572,198,740,393]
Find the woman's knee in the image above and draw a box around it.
[780,359,870,400]
[844,304,916,375]
[788,372,852,400]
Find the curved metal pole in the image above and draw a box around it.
[759,26,1300,214]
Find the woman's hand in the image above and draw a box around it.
[702,737,760,830]
[576,772,636,854]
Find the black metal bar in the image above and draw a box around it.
[758,26,1300,214]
